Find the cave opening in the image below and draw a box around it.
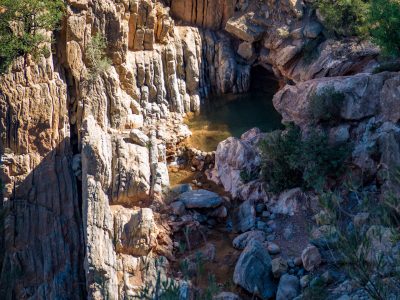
[185,65,283,152]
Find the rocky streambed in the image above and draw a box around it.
[163,128,319,299]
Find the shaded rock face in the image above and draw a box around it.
[0,58,86,299]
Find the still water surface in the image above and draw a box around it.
[185,81,283,152]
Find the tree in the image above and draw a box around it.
[0,0,65,73]
[314,0,370,37]
[369,0,400,57]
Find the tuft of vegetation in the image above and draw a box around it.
[369,0,400,57]
[0,0,65,73]
[260,124,350,193]
[240,168,259,184]
[85,33,111,81]
[309,87,345,123]
[315,0,400,56]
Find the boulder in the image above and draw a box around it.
[267,242,281,255]
[272,188,304,216]
[225,13,264,43]
[214,292,242,300]
[233,230,266,250]
[170,201,186,216]
[114,208,159,256]
[236,200,256,233]
[178,189,223,209]
[301,245,321,271]
[129,129,149,146]
[237,42,254,60]
[276,274,300,300]
[271,257,288,278]
[310,225,339,248]
[233,240,276,299]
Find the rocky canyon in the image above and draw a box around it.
[0,0,400,299]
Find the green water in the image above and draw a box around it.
[186,77,283,152]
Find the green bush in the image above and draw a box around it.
[314,0,369,37]
[260,124,350,193]
[0,0,65,73]
[369,0,400,57]
[85,33,111,80]
[309,87,345,123]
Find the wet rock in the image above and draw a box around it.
[178,189,223,209]
[233,240,276,299]
[271,257,288,278]
[276,274,300,300]
[170,201,186,216]
[236,200,256,233]
[301,245,322,271]
[233,230,266,250]
[129,129,149,146]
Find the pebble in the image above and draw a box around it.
[267,234,276,241]
[267,242,281,255]
[300,275,310,288]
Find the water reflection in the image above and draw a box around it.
[185,87,283,152]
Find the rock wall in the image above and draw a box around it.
[0,57,85,299]
[170,0,237,29]
[0,0,397,299]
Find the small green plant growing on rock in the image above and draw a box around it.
[0,0,65,73]
[309,87,345,124]
[85,33,111,80]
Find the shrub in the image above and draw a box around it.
[369,0,400,57]
[309,87,345,123]
[0,0,65,73]
[259,125,303,193]
[260,124,350,193]
[85,33,111,80]
[314,0,369,37]
[318,179,400,299]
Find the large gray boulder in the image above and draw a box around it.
[273,72,400,127]
[276,274,300,300]
[177,189,223,209]
[233,240,276,299]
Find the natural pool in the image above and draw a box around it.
[185,70,283,152]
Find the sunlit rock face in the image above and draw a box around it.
[0,0,397,299]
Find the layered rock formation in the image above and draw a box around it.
[1,0,399,299]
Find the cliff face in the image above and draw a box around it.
[0,0,396,299]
